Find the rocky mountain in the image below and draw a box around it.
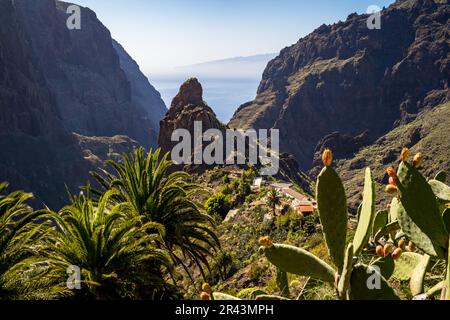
[0,0,165,208]
[229,0,449,173]
[338,101,450,212]
[158,78,224,157]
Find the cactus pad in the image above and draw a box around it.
[429,179,450,202]
[338,243,354,299]
[353,168,376,255]
[213,292,241,300]
[372,210,388,240]
[392,252,424,281]
[316,166,348,269]
[349,265,399,300]
[371,257,395,280]
[262,244,336,283]
[276,268,290,298]
[396,162,448,249]
[410,254,430,296]
[434,170,447,183]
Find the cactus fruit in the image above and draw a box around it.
[391,248,403,260]
[386,167,397,178]
[262,244,336,283]
[407,241,415,252]
[429,179,450,202]
[410,254,431,296]
[322,149,333,167]
[396,161,449,250]
[389,177,397,186]
[259,236,273,248]
[202,283,212,294]
[349,265,399,300]
[200,292,210,300]
[376,245,384,257]
[400,147,410,162]
[353,168,376,256]
[385,185,398,194]
[398,239,406,251]
[383,243,393,257]
[316,165,348,269]
[412,153,423,168]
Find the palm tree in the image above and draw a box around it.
[90,148,220,280]
[266,188,281,216]
[0,182,48,299]
[28,190,173,300]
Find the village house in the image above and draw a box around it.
[270,182,317,216]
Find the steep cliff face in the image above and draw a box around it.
[11,0,165,148]
[229,0,449,171]
[158,78,224,156]
[0,0,165,208]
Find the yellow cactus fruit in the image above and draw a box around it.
[385,184,398,194]
[376,245,384,257]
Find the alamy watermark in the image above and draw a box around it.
[67,265,81,290]
[66,5,81,30]
[171,122,279,176]
[367,5,382,30]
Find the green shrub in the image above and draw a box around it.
[205,193,232,219]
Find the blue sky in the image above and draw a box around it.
[72,0,395,73]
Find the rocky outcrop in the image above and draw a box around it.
[229,0,450,171]
[0,0,166,208]
[158,78,224,156]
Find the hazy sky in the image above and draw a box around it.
[72,0,395,74]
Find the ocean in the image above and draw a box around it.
[149,76,261,123]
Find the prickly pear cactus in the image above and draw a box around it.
[392,252,424,281]
[396,162,448,250]
[429,179,450,202]
[337,243,354,299]
[396,192,445,258]
[434,170,447,183]
[255,295,291,301]
[372,210,388,240]
[276,268,290,298]
[389,197,400,223]
[374,221,400,243]
[443,208,450,234]
[410,254,430,296]
[371,257,395,280]
[262,244,336,283]
[353,168,376,255]
[213,292,241,300]
[349,265,399,300]
[316,166,348,269]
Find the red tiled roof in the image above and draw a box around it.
[299,205,314,213]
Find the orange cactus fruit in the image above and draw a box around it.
[376,245,384,257]
[398,239,406,251]
[385,184,398,194]
[383,243,393,257]
[200,292,211,300]
[322,149,333,167]
[412,153,423,168]
[392,248,403,260]
[386,167,397,178]
[259,236,273,248]
[400,147,410,162]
